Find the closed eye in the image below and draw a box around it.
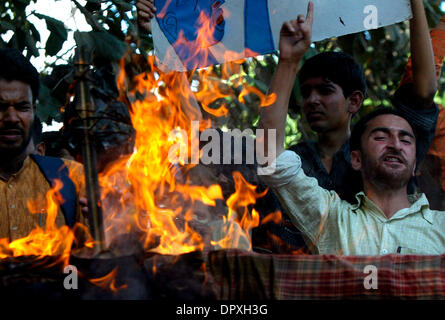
[401,139,412,144]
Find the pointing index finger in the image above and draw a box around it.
[306,1,314,25]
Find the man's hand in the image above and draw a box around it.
[136,0,157,34]
[278,1,314,63]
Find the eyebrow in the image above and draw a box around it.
[301,82,337,91]
[369,127,415,139]
[0,100,32,106]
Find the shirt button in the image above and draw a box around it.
[381,249,388,254]
[10,204,15,209]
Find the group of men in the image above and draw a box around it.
[1,0,445,256]
[258,0,445,255]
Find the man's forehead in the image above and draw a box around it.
[301,76,337,87]
[365,114,414,135]
[0,79,33,102]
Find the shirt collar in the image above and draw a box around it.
[0,155,31,182]
[352,191,433,224]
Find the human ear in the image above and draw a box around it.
[36,142,46,156]
[346,91,364,115]
[350,150,362,171]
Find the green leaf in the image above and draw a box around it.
[25,30,39,57]
[29,23,41,43]
[112,0,133,12]
[34,13,68,55]
[0,21,15,32]
[37,83,63,123]
[75,31,126,61]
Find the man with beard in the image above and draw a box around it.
[0,48,88,241]
[261,107,445,255]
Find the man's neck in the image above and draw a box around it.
[316,126,350,173]
[0,152,27,181]
[364,183,411,219]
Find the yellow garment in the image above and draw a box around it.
[260,151,445,255]
[0,156,86,241]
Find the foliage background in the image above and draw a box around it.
[0,0,444,148]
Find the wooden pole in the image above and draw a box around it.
[74,46,105,254]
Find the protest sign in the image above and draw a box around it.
[151,0,412,71]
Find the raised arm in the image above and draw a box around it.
[407,0,437,107]
[259,2,314,161]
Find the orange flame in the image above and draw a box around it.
[99,7,282,255]
[0,179,75,266]
[261,211,282,225]
[89,267,128,293]
[0,6,281,265]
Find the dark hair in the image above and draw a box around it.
[0,48,40,103]
[299,51,367,98]
[42,130,74,158]
[31,116,43,145]
[350,107,418,152]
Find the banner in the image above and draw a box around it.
[151,0,412,71]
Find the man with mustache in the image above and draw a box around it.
[259,1,445,255]
[0,48,88,242]
[261,106,445,254]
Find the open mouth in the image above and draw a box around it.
[382,155,405,165]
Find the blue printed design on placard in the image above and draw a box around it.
[245,0,274,56]
[155,0,226,70]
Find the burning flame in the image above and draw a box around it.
[0,6,280,266]
[0,179,75,266]
[101,6,279,255]
[89,267,128,293]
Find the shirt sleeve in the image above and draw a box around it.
[259,151,344,250]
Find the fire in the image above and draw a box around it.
[99,6,279,255]
[89,267,128,293]
[210,172,265,250]
[0,179,75,266]
[0,6,281,265]
[261,211,282,225]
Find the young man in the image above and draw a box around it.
[0,48,88,241]
[261,107,445,255]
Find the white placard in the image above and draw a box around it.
[152,0,412,71]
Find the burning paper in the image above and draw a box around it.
[152,0,412,71]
